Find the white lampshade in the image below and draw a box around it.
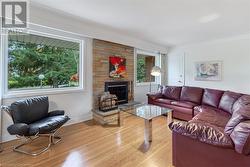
[150,66,161,76]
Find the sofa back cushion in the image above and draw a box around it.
[180,86,203,104]
[230,120,250,155]
[10,96,49,124]
[218,91,242,114]
[224,95,250,135]
[162,86,182,100]
[202,88,224,108]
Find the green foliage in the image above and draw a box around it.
[137,55,156,83]
[8,40,79,89]
[137,57,146,82]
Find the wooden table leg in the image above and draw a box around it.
[145,119,152,142]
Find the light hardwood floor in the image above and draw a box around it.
[0,114,173,167]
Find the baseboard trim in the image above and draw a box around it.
[65,112,93,126]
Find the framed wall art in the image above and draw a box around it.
[109,56,126,78]
[195,61,222,81]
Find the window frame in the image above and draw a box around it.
[135,49,161,86]
[1,29,86,98]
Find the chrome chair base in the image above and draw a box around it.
[13,130,62,156]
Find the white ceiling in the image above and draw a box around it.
[31,0,250,47]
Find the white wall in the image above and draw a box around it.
[168,34,250,94]
[0,5,167,142]
[134,85,158,102]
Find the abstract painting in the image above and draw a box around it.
[195,61,222,81]
[109,56,126,78]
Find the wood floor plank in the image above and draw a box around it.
[0,116,173,167]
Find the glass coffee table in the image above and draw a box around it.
[119,103,173,143]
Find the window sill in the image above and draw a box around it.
[135,82,159,87]
[3,87,85,99]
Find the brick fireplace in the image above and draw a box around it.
[93,39,134,109]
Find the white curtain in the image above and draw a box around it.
[160,53,168,86]
[0,91,2,151]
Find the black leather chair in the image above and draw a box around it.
[1,96,70,156]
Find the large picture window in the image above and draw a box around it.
[3,31,84,95]
[136,50,161,84]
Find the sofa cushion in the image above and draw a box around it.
[191,108,231,128]
[197,123,233,148]
[224,95,250,135]
[230,120,250,155]
[171,101,197,109]
[162,86,182,100]
[180,86,203,104]
[194,105,220,113]
[202,88,224,108]
[163,104,193,121]
[169,121,233,148]
[10,96,49,124]
[155,98,172,104]
[29,115,70,135]
[7,123,29,136]
[218,91,242,114]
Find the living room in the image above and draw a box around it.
[0,0,250,167]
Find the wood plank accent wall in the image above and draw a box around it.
[93,39,134,109]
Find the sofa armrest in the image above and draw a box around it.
[48,110,65,117]
[169,121,233,148]
[230,120,250,155]
[7,123,29,136]
[146,92,162,100]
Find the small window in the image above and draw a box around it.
[6,31,83,94]
[136,50,160,84]
[137,54,155,83]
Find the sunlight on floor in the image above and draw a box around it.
[62,151,85,167]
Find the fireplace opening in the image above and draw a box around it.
[105,81,128,105]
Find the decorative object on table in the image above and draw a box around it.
[195,61,222,81]
[149,66,161,92]
[109,56,126,78]
[99,92,118,112]
[2,96,70,156]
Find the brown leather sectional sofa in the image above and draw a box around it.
[147,86,250,167]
